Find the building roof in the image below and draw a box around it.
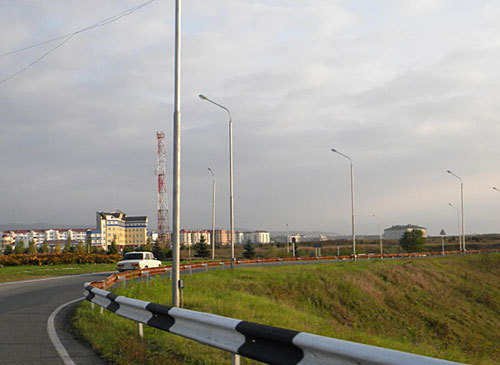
[385,224,426,231]
[124,216,148,222]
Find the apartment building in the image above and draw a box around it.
[384,224,427,240]
[242,231,270,244]
[3,228,90,246]
[180,230,211,246]
[91,211,148,250]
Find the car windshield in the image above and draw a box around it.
[122,253,144,260]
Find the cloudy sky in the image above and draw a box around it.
[1,0,499,236]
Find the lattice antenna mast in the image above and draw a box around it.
[156,132,170,245]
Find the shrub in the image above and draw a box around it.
[0,253,122,266]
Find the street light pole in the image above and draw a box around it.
[199,94,235,264]
[331,148,356,257]
[447,170,465,252]
[448,202,461,251]
[286,223,289,253]
[171,0,182,307]
[372,214,383,255]
[208,167,216,260]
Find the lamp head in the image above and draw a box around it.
[331,148,337,152]
[446,170,452,174]
[199,94,208,101]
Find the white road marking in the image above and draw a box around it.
[47,297,83,365]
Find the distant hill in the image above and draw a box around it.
[0,223,92,232]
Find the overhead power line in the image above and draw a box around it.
[0,0,156,86]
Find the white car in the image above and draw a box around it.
[117,251,162,272]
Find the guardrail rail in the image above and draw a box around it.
[83,249,499,364]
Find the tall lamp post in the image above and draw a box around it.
[448,202,462,251]
[171,0,182,307]
[372,214,383,255]
[447,170,465,252]
[286,223,289,253]
[331,148,356,257]
[199,94,235,264]
[208,167,216,260]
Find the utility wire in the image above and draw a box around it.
[0,0,155,86]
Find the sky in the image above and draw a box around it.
[1,0,499,236]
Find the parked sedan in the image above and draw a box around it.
[116,251,162,272]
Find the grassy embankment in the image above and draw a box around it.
[0,263,117,283]
[73,253,500,364]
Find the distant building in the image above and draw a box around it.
[318,234,328,241]
[180,230,211,247]
[92,211,148,250]
[288,234,302,244]
[243,231,270,244]
[215,229,231,245]
[384,224,427,240]
[3,228,90,247]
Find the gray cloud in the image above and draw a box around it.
[1,0,499,237]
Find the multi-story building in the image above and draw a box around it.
[4,229,90,245]
[242,231,270,244]
[180,230,211,247]
[92,211,148,250]
[215,229,231,245]
[384,224,427,240]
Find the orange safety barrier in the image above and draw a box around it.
[88,248,500,290]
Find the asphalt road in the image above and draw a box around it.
[0,273,111,365]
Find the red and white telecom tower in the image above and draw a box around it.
[156,131,170,244]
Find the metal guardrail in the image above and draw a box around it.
[90,248,499,290]
[84,283,461,365]
[81,250,497,363]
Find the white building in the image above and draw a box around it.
[384,225,427,240]
[180,230,211,246]
[243,231,270,244]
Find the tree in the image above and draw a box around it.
[64,237,72,252]
[242,243,256,259]
[85,235,92,253]
[108,238,118,255]
[399,230,426,252]
[14,241,25,254]
[193,236,210,258]
[76,241,85,254]
[40,241,50,254]
[27,239,37,254]
[54,240,61,254]
[3,245,13,255]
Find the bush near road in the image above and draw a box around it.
[0,252,121,266]
[74,253,500,364]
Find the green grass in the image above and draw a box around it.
[73,253,500,364]
[0,263,117,282]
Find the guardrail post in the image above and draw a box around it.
[100,306,104,315]
[138,323,144,338]
[91,302,95,310]
[231,353,240,365]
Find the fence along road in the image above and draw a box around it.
[84,249,490,364]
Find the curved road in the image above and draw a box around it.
[0,273,111,364]
[0,253,472,364]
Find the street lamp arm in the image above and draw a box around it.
[199,94,232,122]
[331,148,352,164]
[446,170,463,183]
[207,167,215,179]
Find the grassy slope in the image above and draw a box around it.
[73,254,500,364]
[0,263,117,282]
